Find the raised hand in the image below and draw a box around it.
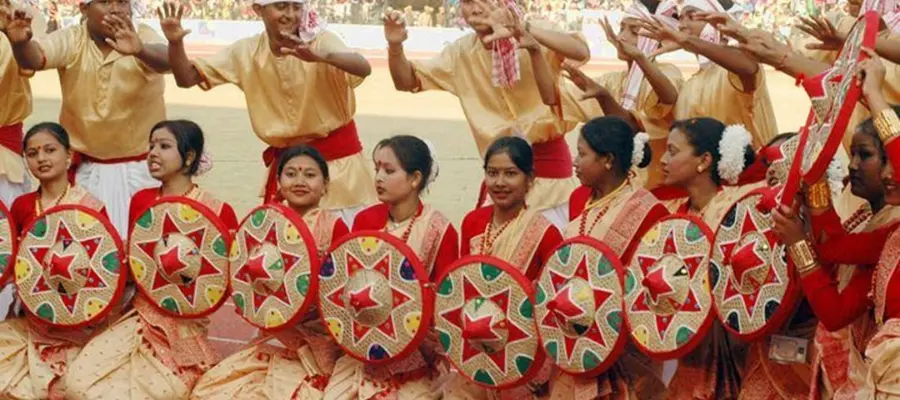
[468,0,520,44]
[158,2,191,42]
[562,63,610,100]
[382,9,408,45]
[736,29,792,66]
[697,11,750,43]
[1,4,33,44]
[103,14,142,55]
[636,17,686,56]
[279,32,327,62]
[771,205,807,246]
[797,16,844,51]
[857,48,886,102]
[601,17,642,61]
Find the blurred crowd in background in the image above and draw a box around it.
[40,0,844,41]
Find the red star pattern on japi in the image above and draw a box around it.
[232,221,299,312]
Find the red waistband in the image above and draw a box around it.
[475,136,573,208]
[263,120,362,203]
[0,123,24,156]
[67,152,148,184]
[532,136,573,179]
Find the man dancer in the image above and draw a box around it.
[161,0,375,223]
[3,0,170,236]
[383,0,590,227]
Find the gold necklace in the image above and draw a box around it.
[36,184,70,215]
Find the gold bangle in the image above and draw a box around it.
[788,240,819,276]
[874,108,900,144]
[806,179,831,210]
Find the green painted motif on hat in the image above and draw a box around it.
[30,219,47,238]
[583,349,601,370]
[438,330,451,352]
[624,270,635,295]
[251,209,267,228]
[607,310,622,332]
[519,297,533,319]
[685,223,702,242]
[515,355,533,375]
[473,369,495,386]
[480,263,501,281]
[36,303,54,322]
[161,297,179,313]
[136,210,153,230]
[212,236,228,257]
[0,254,8,269]
[676,326,695,346]
[535,284,546,305]
[597,256,613,277]
[102,252,120,274]
[437,277,453,296]
[296,274,309,296]
[545,341,558,361]
[556,245,571,264]
[233,293,246,313]
[269,258,284,271]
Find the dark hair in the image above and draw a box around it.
[483,136,534,175]
[857,105,900,162]
[24,122,71,150]
[277,145,330,181]
[639,0,660,13]
[374,135,434,192]
[764,132,797,148]
[150,120,205,176]
[670,118,755,185]
[581,116,651,173]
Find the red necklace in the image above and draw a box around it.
[481,206,525,254]
[385,204,421,243]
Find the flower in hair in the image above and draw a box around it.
[632,132,650,168]
[717,124,751,185]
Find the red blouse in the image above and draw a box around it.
[128,188,240,235]
[10,191,109,236]
[460,206,563,281]
[352,203,459,280]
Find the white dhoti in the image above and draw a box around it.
[75,160,156,237]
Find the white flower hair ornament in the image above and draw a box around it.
[717,124,752,185]
[423,139,440,187]
[825,156,847,200]
[632,132,650,168]
[195,149,213,176]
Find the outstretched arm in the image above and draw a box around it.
[601,18,677,105]
[383,10,417,91]
[158,3,202,87]
[2,7,45,70]
[563,64,641,130]
[526,23,590,63]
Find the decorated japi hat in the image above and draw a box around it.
[13,205,127,328]
[624,215,714,360]
[128,196,232,318]
[534,237,627,377]
[0,202,16,286]
[230,203,319,331]
[317,231,433,365]
[710,187,800,341]
[433,255,544,389]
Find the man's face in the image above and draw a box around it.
[253,2,304,43]
[80,0,132,38]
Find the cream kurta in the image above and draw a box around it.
[410,24,584,210]
[34,23,166,160]
[1,7,45,185]
[561,62,684,140]
[191,31,374,210]
[674,64,778,149]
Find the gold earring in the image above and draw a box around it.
[696,165,704,173]
[605,164,612,170]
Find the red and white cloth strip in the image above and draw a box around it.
[254,0,326,42]
[620,0,678,110]
[492,0,525,87]
[861,0,900,32]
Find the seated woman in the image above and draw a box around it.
[442,136,563,398]
[657,117,756,399]
[324,135,458,399]
[0,122,108,399]
[64,120,235,400]
[551,116,670,399]
[190,145,349,399]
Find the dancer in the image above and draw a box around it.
[561,0,683,187]
[160,0,375,222]
[550,116,670,399]
[383,0,590,226]
[323,135,457,399]
[656,117,756,399]
[65,120,229,400]
[2,0,170,236]
[438,136,562,399]
[636,1,778,148]
[0,122,107,399]
[0,0,45,208]
[191,145,347,399]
